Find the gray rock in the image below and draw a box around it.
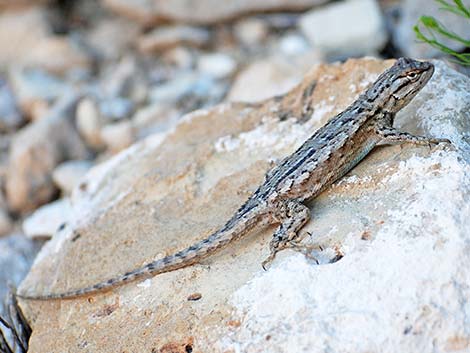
[101,56,140,99]
[392,0,470,58]
[0,135,9,182]
[84,18,140,61]
[52,160,93,195]
[99,97,134,121]
[8,68,72,116]
[6,93,88,213]
[0,234,41,317]
[149,73,201,104]
[0,78,23,132]
[299,0,387,57]
[0,193,12,237]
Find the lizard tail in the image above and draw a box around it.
[17,205,265,300]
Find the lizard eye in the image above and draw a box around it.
[408,72,418,80]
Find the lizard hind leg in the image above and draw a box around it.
[261,200,312,270]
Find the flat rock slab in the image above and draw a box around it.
[19,59,470,352]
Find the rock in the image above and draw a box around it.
[0,1,51,10]
[149,72,213,104]
[228,52,322,102]
[0,209,12,237]
[299,0,387,57]
[132,103,180,139]
[22,198,72,239]
[99,97,134,121]
[392,0,470,58]
[101,56,140,99]
[85,17,140,60]
[137,25,210,53]
[103,0,330,24]
[6,94,88,213]
[162,46,195,69]
[149,75,194,104]
[18,59,470,352]
[52,160,93,195]
[0,7,90,74]
[23,36,91,75]
[277,32,311,56]
[197,53,237,79]
[0,77,23,132]
[0,193,12,237]
[0,135,9,182]
[234,17,269,46]
[0,234,41,316]
[100,121,135,153]
[76,98,105,149]
[8,68,72,119]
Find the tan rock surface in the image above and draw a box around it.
[18,59,470,352]
[102,0,330,25]
[0,8,90,74]
[228,52,322,103]
[137,25,211,53]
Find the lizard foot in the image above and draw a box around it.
[261,240,323,270]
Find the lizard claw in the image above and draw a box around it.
[261,253,276,271]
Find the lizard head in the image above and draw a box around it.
[366,57,434,113]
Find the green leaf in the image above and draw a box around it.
[414,0,470,65]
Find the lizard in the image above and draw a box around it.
[18,57,450,300]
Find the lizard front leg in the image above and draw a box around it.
[376,126,451,146]
[262,200,314,269]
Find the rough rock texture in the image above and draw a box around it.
[19,59,470,352]
[6,94,88,213]
[102,0,330,25]
[393,0,470,58]
[299,0,387,57]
